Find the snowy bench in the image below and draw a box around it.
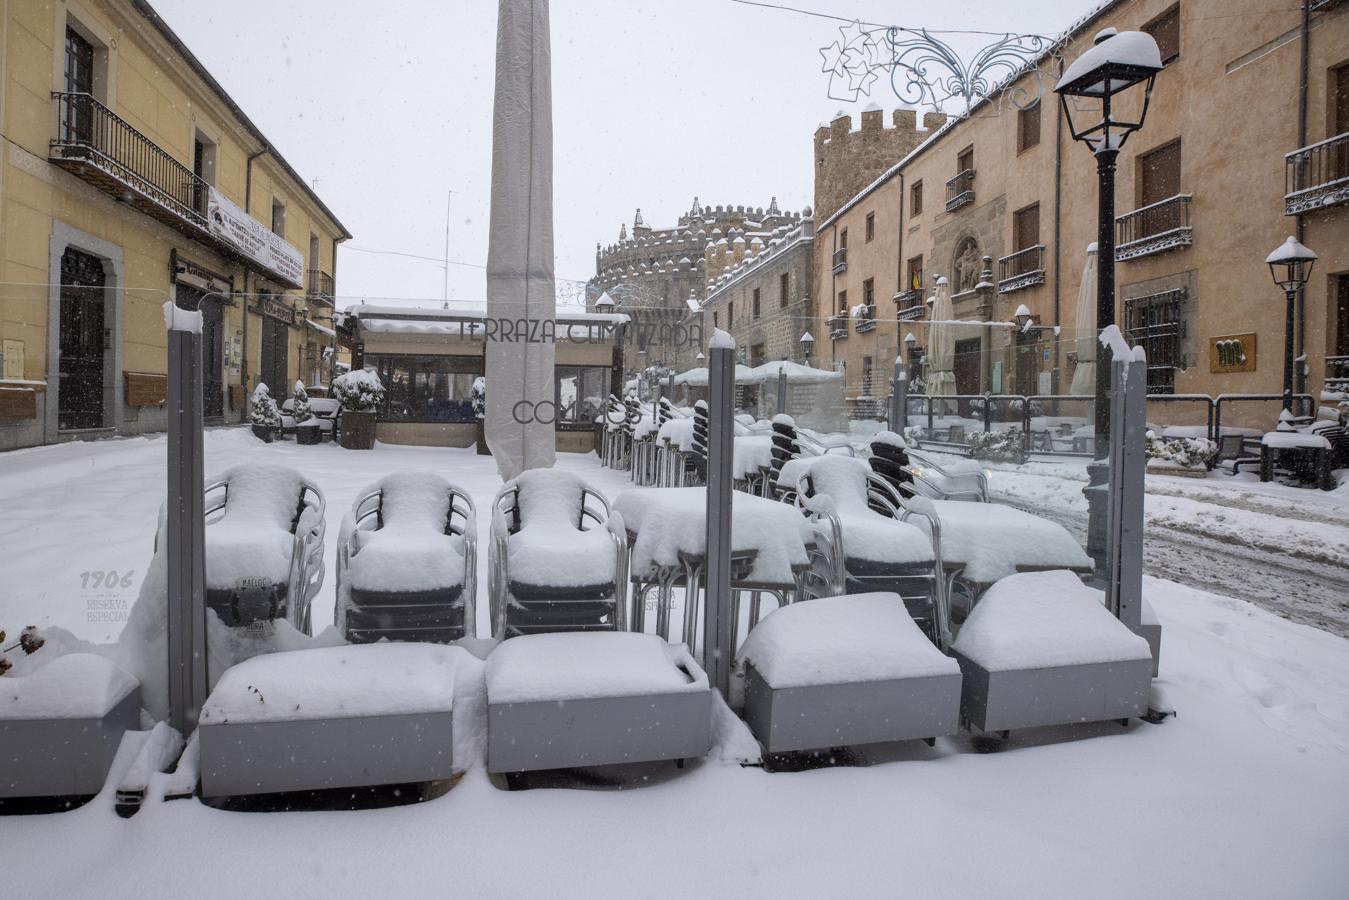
[951,571,1153,735]
[486,632,712,773]
[0,654,141,799]
[1259,430,1335,490]
[736,593,961,754]
[199,643,467,798]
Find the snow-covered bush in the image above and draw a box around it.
[0,626,46,676]
[291,380,313,425]
[471,376,486,419]
[250,383,281,428]
[967,428,1026,463]
[1145,431,1218,469]
[332,368,385,413]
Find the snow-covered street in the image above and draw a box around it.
[2,430,1348,898]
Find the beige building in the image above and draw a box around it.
[0,0,350,450]
[816,0,1349,417]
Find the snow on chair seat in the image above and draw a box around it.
[485,632,711,773]
[489,469,628,638]
[337,471,477,645]
[200,464,325,633]
[0,654,141,800]
[735,593,961,754]
[913,500,1093,588]
[951,571,1153,735]
[198,643,468,799]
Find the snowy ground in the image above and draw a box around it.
[2,429,1349,898]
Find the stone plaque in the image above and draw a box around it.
[1209,333,1256,374]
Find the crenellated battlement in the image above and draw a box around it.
[813,106,946,223]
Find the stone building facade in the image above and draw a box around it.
[699,216,815,368]
[588,198,804,372]
[816,0,1349,420]
[813,106,946,224]
[0,0,349,451]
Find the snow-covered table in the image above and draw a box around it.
[0,654,141,799]
[614,487,814,644]
[486,632,712,773]
[199,643,468,798]
[951,571,1153,734]
[917,500,1094,591]
[737,593,961,753]
[1260,429,1335,490]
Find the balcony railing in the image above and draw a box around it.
[855,304,877,333]
[997,245,1046,293]
[832,247,848,274]
[1327,355,1349,392]
[308,269,336,303]
[50,92,209,237]
[945,169,975,212]
[1115,194,1192,261]
[1285,132,1349,215]
[895,288,925,320]
[827,312,849,340]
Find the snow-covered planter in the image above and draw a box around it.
[291,380,314,425]
[249,383,280,442]
[1145,431,1217,475]
[471,376,489,455]
[333,369,384,450]
[967,429,1026,464]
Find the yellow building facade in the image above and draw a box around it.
[816,0,1349,419]
[0,0,350,450]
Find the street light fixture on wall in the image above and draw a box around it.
[1266,236,1317,414]
[1055,26,1162,565]
[800,330,815,363]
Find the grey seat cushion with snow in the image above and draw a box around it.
[951,571,1153,733]
[735,593,961,753]
[338,471,474,644]
[204,463,320,628]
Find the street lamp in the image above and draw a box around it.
[1012,304,1033,330]
[799,330,815,363]
[1267,236,1317,413]
[1056,27,1162,563]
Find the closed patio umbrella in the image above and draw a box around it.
[1069,244,1098,396]
[926,276,956,399]
[485,0,556,480]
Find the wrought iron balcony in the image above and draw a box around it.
[308,269,336,304]
[1285,132,1349,215]
[1116,194,1193,261]
[49,92,210,238]
[827,312,849,340]
[855,304,877,333]
[997,245,1046,293]
[895,288,925,321]
[945,169,975,212]
[832,247,848,274]
[1326,355,1349,393]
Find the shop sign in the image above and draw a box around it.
[1209,333,1256,374]
[206,187,305,287]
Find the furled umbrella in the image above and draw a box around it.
[926,276,957,401]
[1069,244,1098,396]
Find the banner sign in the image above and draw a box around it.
[206,187,304,288]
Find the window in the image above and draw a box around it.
[840,228,848,249]
[752,288,761,319]
[554,366,612,428]
[61,27,96,145]
[271,198,287,237]
[750,343,766,367]
[1013,204,1040,252]
[1336,275,1349,359]
[863,278,875,307]
[865,212,875,242]
[727,300,734,324]
[713,311,719,329]
[779,272,790,307]
[910,181,923,216]
[862,356,874,394]
[958,146,974,175]
[1137,140,1183,236]
[1124,288,1186,394]
[907,256,924,293]
[1334,64,1349,139]
[837,290,847,315]
[193,133,217,215]
[1144,4,1181,66]
[368,355,483,422]
[1017,101,1041,153]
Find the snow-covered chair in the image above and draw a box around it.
[489,469,629,638]
[278,397,341,440]
[336,471,477,644]
[790,455,949,646]
[199,464,325,633]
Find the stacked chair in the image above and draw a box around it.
[336,471,477,644]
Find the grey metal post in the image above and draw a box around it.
[703,340,736,699]
[776,365,788,416]
[166,305,208,735]
[1105,352,1146,630]
[889,359,908,430]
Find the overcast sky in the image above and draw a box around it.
[152,0,1087,309]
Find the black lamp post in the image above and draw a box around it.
[1055,27,1162,563]
[1266,236,1317,414]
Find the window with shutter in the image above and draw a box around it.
[1143,4,1180,66]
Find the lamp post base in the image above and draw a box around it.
[1084,458,1110,576]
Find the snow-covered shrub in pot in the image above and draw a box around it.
[1145,431,1218,473]
[249,383,280,442]
[968,428,1027,464]
[333,369,384,449]
[292,380,322,444]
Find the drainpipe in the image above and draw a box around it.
[1052,58,1065,396]
[240,147,267,418]
[1295,0,1310,394]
